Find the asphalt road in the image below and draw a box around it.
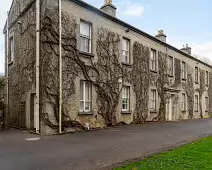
[0,119,212,170]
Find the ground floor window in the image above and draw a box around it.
[182,93,186,111]
[122,86,130,111]
[194,95,199,111]
[206,97,209,111]
[150,89,156,111]
[80,81,91,112]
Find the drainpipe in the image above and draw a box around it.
[6,12,9,127]
[59,0,62,133]
[35,0,40,133]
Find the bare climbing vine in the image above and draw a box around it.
[155,52,169,121]
[182,68,194,119]
[197,69,206,118]
[131,42,150,124]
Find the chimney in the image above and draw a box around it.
[180,44,191,55]
[100,0,117,17]
[155,30,167,43]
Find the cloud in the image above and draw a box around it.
[192,42,212,60]
[123,3,144,17]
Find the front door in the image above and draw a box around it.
[30,93,36,130]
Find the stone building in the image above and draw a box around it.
[3,0,212,134]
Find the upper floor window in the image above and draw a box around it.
[150,89,156,111]
[122,86,130,111]
[182,93,186,111]
[206,71,209,86]
[9,36,14,62]
[80,21,92,53]
[194,95,199,111]
[181,61,186,79]
[80,81,91,112]
[195,67,199,83]
[122,38,130,64]
[150,49,156,71]
[168,56,173,76]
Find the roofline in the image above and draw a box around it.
[72,0,212,68]
[3,0,15,34]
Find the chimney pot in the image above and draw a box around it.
[155,30,167,43]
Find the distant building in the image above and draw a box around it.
[3,0,212,134]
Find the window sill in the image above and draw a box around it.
[78,111,94,115]
[121,62,132,68]
[150,70,157,74]
[150,110,157,114]
[121,111,132,114]
[79,51,94,58]
[8,61,13,66]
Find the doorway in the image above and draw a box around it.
[30,93,36,130]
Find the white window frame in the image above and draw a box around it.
[150,89,156,111]
[80,20,92,53]
[168,56,173,76]
[195,67,199,83]
[150,49,157,71]
[9,34,14,62]
[80,81,91,112]
[122,86,130,112]
[194,95,199,111]
[182,93,186,111]
[122,38,130,64]
[181,61,186,79]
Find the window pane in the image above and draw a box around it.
[122,39,127,50]
[80,101,84,112]
[85,102,90,111]
[80,37,90,53]
[80,21,90,37]
[85,81,90,101]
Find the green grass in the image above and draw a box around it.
[115,136,212,170]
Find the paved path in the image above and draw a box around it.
[0,119,212,170]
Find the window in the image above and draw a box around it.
[206,71,209,86]
[122,86,130,111]
[150,89,156,111]
[168,56,173,76]
[150,49,156,71]
[80,81,91,112]
[9,36,14,62]
[181,61,186,79]
[206,97,209,111]
[194,95,199,111]
[182,93,186,111]
[195,67,199,83]
[80,21,91,53]
[122,38,130,63]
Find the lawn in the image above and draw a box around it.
[115,136,212,170]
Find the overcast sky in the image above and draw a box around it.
[0,0,212,73]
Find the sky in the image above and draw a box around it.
[0,0,212,73]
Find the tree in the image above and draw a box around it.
[0,75,4,91]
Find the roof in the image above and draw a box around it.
[72,0,212,68]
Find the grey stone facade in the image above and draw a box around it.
[4,0,212,134]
